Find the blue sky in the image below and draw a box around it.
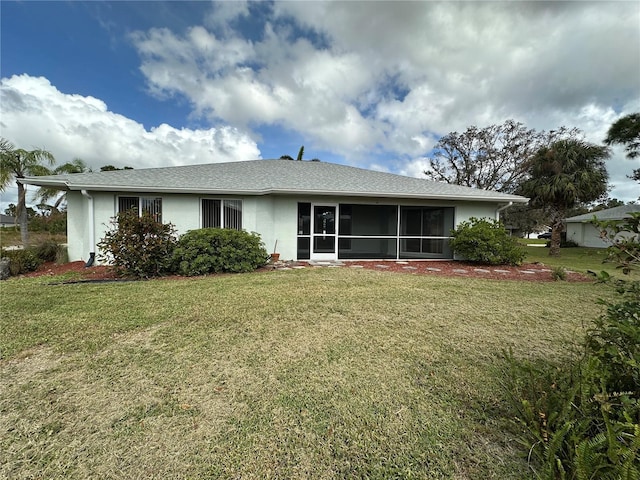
[1,1,639,210]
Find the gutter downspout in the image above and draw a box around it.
[495,201,513,221]
[81,190,96,267]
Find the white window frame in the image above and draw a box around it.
[200,198,243,230]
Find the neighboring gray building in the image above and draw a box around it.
[0,214,15,227]
[20,159,528,263]
[565,204,640,248]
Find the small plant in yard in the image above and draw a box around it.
[551,265,567,281]
[449,217,525,265]
[98,210,178,278]
[172,228,268,275]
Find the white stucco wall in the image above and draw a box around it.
[66,191,87,262]
[65,191,513,263]
[66,192,270,263]
[566,222,632,249]
[566,222,607,248]
[454,201,501,225]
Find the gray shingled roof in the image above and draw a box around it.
[20,159,528,203]
[565,204,640,222]
[0,214,15,225]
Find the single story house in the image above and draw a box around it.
[20,159,528,264]
[0,214,15,228]
[565,204,640,248]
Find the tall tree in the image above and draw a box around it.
[296,145,304,161]
[35,158,88,210]
[424,120,580,193]
[519,139,610,256]
[0,138,56,245]
[604,112,640,182]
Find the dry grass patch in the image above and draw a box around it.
[0,268,609,479]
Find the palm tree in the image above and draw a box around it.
[519,139,610,256]
[280,146,307,161]
[0,138,56,246]
[605,112,640,159]
[604,112,640,182]
[35,158,88,210]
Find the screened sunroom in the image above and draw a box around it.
[296,202,455,261]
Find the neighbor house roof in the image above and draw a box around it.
[565,204,640,222]
[0,214,15,225]
[19,159,529,203]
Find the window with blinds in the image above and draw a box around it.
[202,199,221,228]
[141,197,162,223]
[118,196,162,222]
[202,199,242,230]
[223,199,242,230]
[118,196,139,213]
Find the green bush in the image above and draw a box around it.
[588,281,640,397]
[28,211,67,234]
[594,211,640,275]
[0,240,66,276]
[1,249,43,275]
[98,210,178,278]
[33,240,63,263]
[449,217,525,265]
[502,284,640,479]
[502,213,640,479]
[172,228,268,276]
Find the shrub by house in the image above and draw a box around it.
[449,217,525,266]
[172,228,268,276]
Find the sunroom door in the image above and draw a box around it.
[311,204,337,260]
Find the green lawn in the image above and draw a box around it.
[0,268,611,479]
[522,243,638,279]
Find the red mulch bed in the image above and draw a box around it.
[20,260,592,283]
[343,260,591,282]
[21,261,116,280]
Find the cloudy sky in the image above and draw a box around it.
[1,1,639,210]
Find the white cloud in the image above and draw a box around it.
[4,1,638,206]
[0,74,260,169]
[130,2,639,172]
[204,1,250,32]
[0,74,261,208]
[131,15,385,160]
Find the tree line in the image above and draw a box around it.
[423,114,639,256]
[0,138,133,246]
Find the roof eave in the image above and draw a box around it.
[18,178,70,190]
[270,189,529,203]
[19,178,529,203]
